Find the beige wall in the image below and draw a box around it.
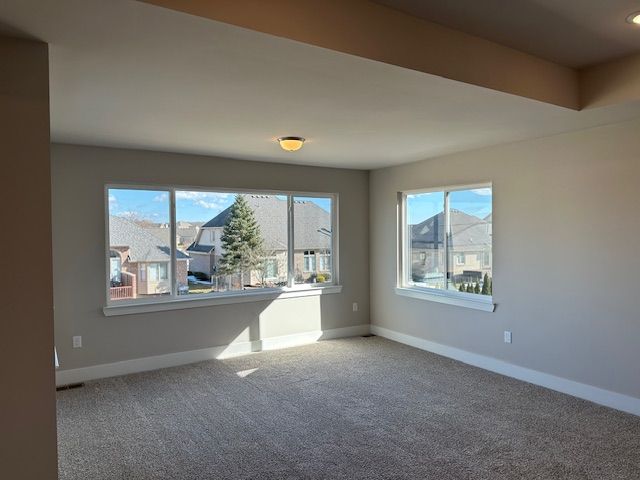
[52,144,369,370]
[0,37,58,479]
[370,117,640,399]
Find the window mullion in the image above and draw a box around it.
[287,195,294,288]
[170,189,177,298]
[444,191,450,291]
[402,193,408,287]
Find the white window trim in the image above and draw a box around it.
[395,287,494,312]
[103,284,343,316]
[397,182,494,313]
[104,184,339,314]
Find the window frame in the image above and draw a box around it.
[263,257,279,280]
[303,250,316,273]
[319,251,331,272]
[397,183,494,312]
[104,184,340,313]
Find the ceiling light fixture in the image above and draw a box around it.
[626,12,640,24]
[277,136,305,152]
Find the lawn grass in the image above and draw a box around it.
[188,282,213,294]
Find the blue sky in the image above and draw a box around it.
[407,188,492,224]
[108,189,331,222]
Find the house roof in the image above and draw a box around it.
[199,195,331,251]
[109,216,189,262]
[144,226,171,245]
[186,243,215,254]
[411,209,491,249]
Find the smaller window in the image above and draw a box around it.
[303,250,316,272]
[148,263,168,282]
[264,258,278,279]
[160,263,168,280]
[109,254,121,283]
[400,184,493,305]
[148,264,158,282]
[319,251,331,272]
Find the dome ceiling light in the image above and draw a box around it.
[277,136,305,152]
[626,12,640,25]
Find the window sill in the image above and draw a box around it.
[395,287,495,312]
[103,285,343,317]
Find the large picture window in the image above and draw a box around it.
[398,184,493,310]
[106,186,337,306]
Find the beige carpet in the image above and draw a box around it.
[57,336,640,479]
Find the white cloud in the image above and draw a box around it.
[175,191,232,215]
[471,188,492,196]
[108,194,117,205]
[194,199,225,210]
[153,193,168,202]
[176,191,230,201]
[118,211,138,218]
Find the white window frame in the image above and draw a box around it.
[397,183,494,312]
[109,255,121,282]
[147,262,168,282]
[104,184,340,316]
[263,257,279,280]
[319,251,331,272]
[303,250,316,273]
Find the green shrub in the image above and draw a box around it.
[481,273,490,295]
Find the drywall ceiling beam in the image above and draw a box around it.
[140,0,580,110]
[580,53,640,109]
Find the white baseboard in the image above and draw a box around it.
[56,324,369,386]
[371,325,640,417]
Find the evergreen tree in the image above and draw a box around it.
[488,276,492,295]
[466,283,474,294]
[473,282,480,294]
[481,273,490,295]
[459,283,466,292]
[219,195,264,286]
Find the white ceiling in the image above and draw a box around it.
[1,0,640,170]
[375,0,640,68]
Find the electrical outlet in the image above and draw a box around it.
[504,331,512,344]
[72,336,82,348]
[352,302,359,312]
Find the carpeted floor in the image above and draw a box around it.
[57,336,640,479]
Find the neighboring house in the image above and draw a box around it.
[109,215,190,300]
[410,209,491,286]
[186,195,332,285]
[145,222,201,250]
[177,222,201,249]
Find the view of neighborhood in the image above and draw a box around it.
[107,189,333,301]
[408,188,492,295]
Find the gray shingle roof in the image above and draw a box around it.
[109,216,189,262]
[200,195,331,251]
[186,243,215,254]
[411,209,491,249]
